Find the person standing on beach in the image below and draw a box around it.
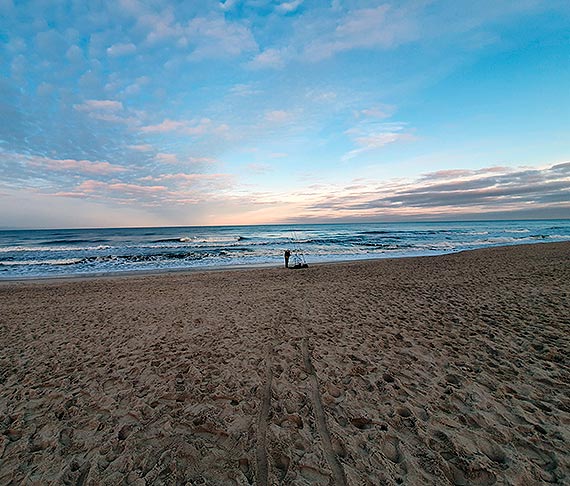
[284,249,291,268]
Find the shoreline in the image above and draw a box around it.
[1,241,568,484]
[0,239,567,284]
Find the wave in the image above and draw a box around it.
[40,238,109,246]
[0,244,112,253]
[0,258,83,266]
[80,247,254,264]
[358,243,412,249]
[152,238,187,243]
[152,236,246,244]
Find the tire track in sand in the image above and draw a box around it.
[301,337,348,486]
[256,344,273,485]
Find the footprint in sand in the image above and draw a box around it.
[381,435,402,463]
[396,406,413,418]
[175,373,185,392]
[430,431,497,486]
[478,439,508,465]
[299,464,330,484]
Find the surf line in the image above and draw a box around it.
[255,344,273,485]
[302,337,348,486]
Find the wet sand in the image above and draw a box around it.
[1,242,569,485]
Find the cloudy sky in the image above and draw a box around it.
[1,0,569,228]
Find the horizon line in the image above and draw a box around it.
[1,217,569,232]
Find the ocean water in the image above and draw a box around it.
[0,220,569,279]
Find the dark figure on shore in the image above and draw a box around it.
[284,249,291,268]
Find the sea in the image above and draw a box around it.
[0,220,569,279]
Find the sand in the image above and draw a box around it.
[0,242,569,485]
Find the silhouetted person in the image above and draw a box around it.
[284,249,291,268]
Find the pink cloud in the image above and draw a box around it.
[153,153,218,165]
[27,156,127,175]
[127,144,154,152]
[76,180,168,195]
[141,119,187,133]
[144,172,232,186]
[161,173,229,182]
[422,166,515,180]
[155,153,179,164]
[140,118,229,137]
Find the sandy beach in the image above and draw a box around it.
[0,242,568,485]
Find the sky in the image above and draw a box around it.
[1,0,569,229]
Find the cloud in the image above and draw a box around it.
[65,44,84,63]
[291,1,550,65]
[36,82,54,97]
[145,172,232,186]
[35,29,68,59]
[142,10,183,44]
[72,99,142,126]
[186,16,258,59]
[106,42,137,57]
[26,156,127,175]
[123,76,150,96]
[141,118,229,137]
[67,180,168,197]
[247,48,286,69]
[276,0,304,14]
[153,153,219,166]
[135,7,257,60]
[420,166,512,181]
[141,119,187,133]
[228,83,261,97]
[302,162,570,219]
[359,105,394,119]
[303,5,417,61]
[127,144,153,152]
[264,110,294,123]
[219,0,239,12]
[343,121,416,160]
[10,54,26,79]
[154,153,179,164]
[73,100,124,112]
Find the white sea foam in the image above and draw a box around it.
[0,245,111,253]
[0,258,83,266]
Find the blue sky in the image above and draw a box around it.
[1,0,569,228]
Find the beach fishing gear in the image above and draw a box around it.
[289,232,308,269]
